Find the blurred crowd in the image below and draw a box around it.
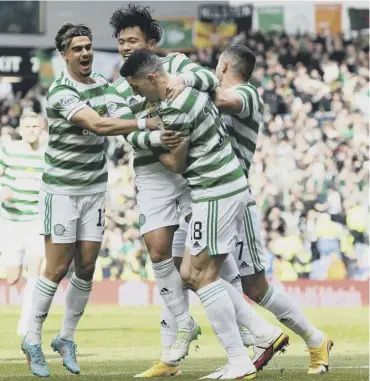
[0,30,368,281]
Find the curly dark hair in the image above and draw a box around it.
[109,3,162,42]
[55,22,92,52]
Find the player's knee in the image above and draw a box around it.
[242,282,265,303]
[44,264,70,283]
[75,262,96,281]
[149,249,171,264]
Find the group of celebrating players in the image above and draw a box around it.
[0,3,333,379]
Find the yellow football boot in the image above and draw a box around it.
[307,334,334,374]
[134,361,181,378]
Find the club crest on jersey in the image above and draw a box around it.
[145,102,160,117]
[59,96,78,108]
[54,224,65,236]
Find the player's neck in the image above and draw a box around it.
[66,68,92,85]
[158,74,171,101]
[23,140,40,152]
[221,74,245,89]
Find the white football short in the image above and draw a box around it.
[0,218,44,267]
[135,168,192,236]
[172,216,189,258]
[186,190,248,256]
[231,190,266,276]
[39,190,106,244]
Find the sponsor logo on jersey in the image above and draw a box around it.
[59,96,78,108]
[107,102,117,114]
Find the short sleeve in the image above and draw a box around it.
[48,85,87,121]
[105,85,135,120]
[159,107,191,137]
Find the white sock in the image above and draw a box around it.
[197,280,252,367]
[27,275,58,345]
[60,274,92,342]
[260,284,325,348]
[220,279,275,341]
[152,258,192,330]
[219,253,243,294]
[160,305,178,366]
[18,276,37,334]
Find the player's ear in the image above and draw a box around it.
[147,73,156,84]
[60,50,67,63]
[222,60,228,74]
[147,39,157,50]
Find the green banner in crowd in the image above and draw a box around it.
[257,7,284,33]
[156,19,194,51]
[348,8,369,31]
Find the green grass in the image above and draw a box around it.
[0,305,368,380]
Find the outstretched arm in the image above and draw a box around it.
[49,84,161,136]
[166,53,219,99]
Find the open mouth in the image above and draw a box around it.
[80,60,91,70]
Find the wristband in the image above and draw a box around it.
[138,118,146,131]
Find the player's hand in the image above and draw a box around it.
[146,116,163,130]
[166,76,186,101]
[160,130,183,148]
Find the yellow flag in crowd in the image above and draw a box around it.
[194,21,237,49]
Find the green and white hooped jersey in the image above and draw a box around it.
[107,53,219,174]
[112,53,218,101]
[43,69,109,195]
[0,141,44,222]
[221,83,263,179]
[160,88,248,202]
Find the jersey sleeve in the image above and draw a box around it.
[233,86,259,118]
[125,130,166,150]
[105,85,135,120]
[160,106,191,136]
[168,53,219,91]
[48,85,88,121]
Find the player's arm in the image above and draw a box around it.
[174,53,219,91]
[156,107,191,174]
[158,139,190,174]
[213,87,246,115]
[166,53,219,99]
[105,85,182,149]
[50,85,160,136]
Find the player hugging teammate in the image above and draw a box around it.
[19,3,332,379]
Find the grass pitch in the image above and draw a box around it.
[0,305,368,380]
